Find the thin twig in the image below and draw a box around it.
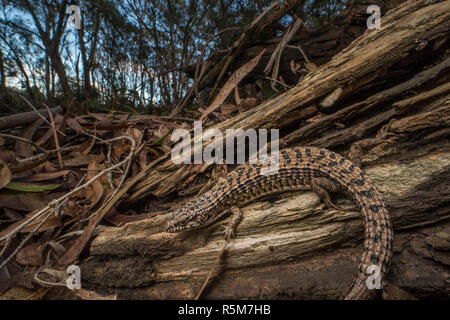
[0,209,54,271]
[263,76,292,89]
[0,237,11,257]
[107,143,115,189]
[43,103,63,169]
[287,43,311,65]
[265,17,304,91]
[83,135,136,221]
[80,130,108,144]
[195,239,230,300]
[18,95,65,137]
[15,145,77,164]
[0,133,49,154]
[0,136,135,243]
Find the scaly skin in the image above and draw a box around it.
[164,147,393,299]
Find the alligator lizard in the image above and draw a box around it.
[164,146,393,299]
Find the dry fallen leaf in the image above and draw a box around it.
[20,212,62,234]
[2,207,23,222]
[15,118,43,157]
[16,242,42,266]
[0,209,60,238]
[126,127,143,147]
[34,114,63,146]
[66,117,87,134]
[113,143,130,160]
[0,159,12,189]
[201,49,266,121]
[0,193,46,212]
[64,154,104,167]
[81,160,105,209]
[24,170,72,182]
[138,149,148,169]
[68,136,96,157]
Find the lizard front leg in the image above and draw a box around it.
[223,206,244,241]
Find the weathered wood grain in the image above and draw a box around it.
[79,148,450,299]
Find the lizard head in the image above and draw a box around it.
[163,197,223,233]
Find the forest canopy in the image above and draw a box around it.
[0,0,348,113]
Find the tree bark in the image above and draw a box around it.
[0,50,5,90]
[77,9,101,99]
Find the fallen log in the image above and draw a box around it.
[80,144,450,299]
[0,106,63,130]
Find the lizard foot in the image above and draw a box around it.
[311,178,343,211]
[223,206,243,242]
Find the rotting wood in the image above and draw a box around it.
[79,147,450,299]
[280,55,450,147]
[393,82,450,114]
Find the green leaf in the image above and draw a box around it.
[152,127,173,146]
[4,181,61,193]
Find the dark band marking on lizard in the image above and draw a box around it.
[164,146,393,300]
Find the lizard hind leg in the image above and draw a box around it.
[311,177,343,211]
[224,206,244,241]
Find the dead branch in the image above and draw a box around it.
[0,106,63,130]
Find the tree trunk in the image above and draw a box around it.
[48,47,73,101]
[0,50,5,91]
